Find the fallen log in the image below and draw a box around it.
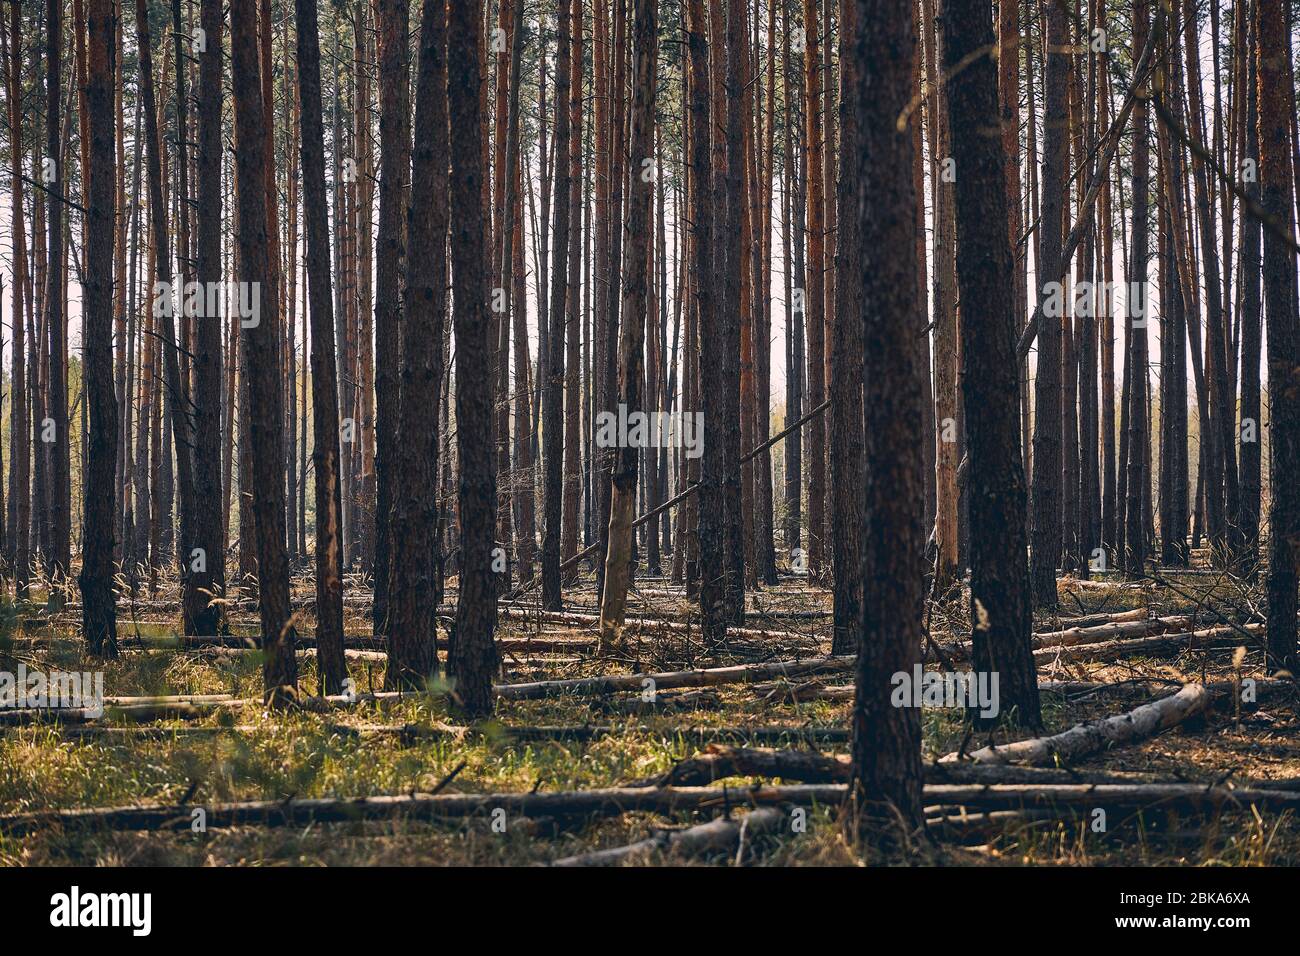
[8,779,1293,838]
[551,806,787,866]
[631,745,1183,788]
[1030,615,1190,650]
[940,683,1210,765]
[1032,624,1259,665]
[491,655,855,701]
[922,782,1300,814]
[0,784,849,836]
[751,679,854,703]
[1048,608,1149,629]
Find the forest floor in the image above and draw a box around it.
[1,553,1298,866]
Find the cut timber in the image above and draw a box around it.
[551,806,787,866]
[940,683,1210,765]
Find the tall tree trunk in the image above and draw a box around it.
[1256,0,1299,674]
[688,0,725,642]
[598,0,658,651]
[385,0,449,691]
[802,0,826,583]
[81,0,118,657]
[1238,1,1262,576]
[190,0,227,638]
[1029,0,1068,607]
[230,0,298,705]
[943,0,1040,730]
[295,0,347,693]
[562,0,585,582]
[45,0,71,594]
[371,0,411,638]
[447,0,499,717]
[829,0,863,655]
[542,0,575,611]
[1124,0,1151,579]
[846,0,924,842]
[5,1,28,597]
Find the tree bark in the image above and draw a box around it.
[446,0,499,717]
[942,0,1041,730]
[847,0,925,841]
[80,0,118,658]
[598,0,658,651]
[230,0,298,706]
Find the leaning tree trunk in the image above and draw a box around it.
[446,0,499,718]
[230,0,297,706]
[598,0,658,653]
[943,0,1041,730]
[80,0,118,658]
[846,0,925,842]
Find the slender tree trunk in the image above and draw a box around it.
[829,0,863,655]
[5,1,29,598]
[598,0,657,651]
[562,0,585,581]
[295,0,347,693]
[542,0,575,611]
[1256,0,1299,674]
[1238,2,1262,576]
[802,0,826,583]
[1124,0,1151,579]
[81,0,118,657]
[45,0,71,594]
[689,0,726,642]
[230,0,297,705]
[371,0,411,638]
[190,0,227,638]
[1030,0,1068,607]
